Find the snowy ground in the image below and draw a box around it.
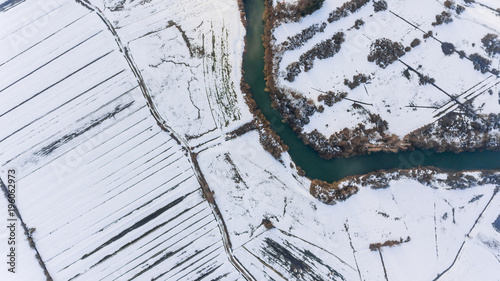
[0,0,243,279]
[88,0,252,143]
[198,131,500,280]
[272,0,500,139]
[1,0,499,280]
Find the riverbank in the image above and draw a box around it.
[262,0,500,160]
[240,0,500,200]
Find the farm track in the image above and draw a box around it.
[77,0,254,280]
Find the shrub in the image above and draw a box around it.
[318,91,348,106]
[296,32,345,72]
[419,74,435,85]
[369,237,411,251]
[441,42,455,55]
[367,38,406,68]
[373,0,388,12]
[310,179,359,204]
[432,11,453,26]
[354,19,365,29]
[344,73,371,89]
[296,165,306,176]
[455,5,465,14]
[444,0,454,8]
[296,0,325,17]
[469,53,491,73]
[328,0,370,23]
[284,22,328,51]
[481,33,500,56]
[262,218,275,229]
[285,62,301,82]
[423,31,433,39]
[410,38,421,47]
[403,68,411,79]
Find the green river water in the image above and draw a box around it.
[242,0,500,182]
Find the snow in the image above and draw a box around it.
[198,130,500,280]
[0,0,244,279]
[90,0,252,140]
[0,0,499,280]
[273,0,500,140]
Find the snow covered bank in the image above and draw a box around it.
[268,0,500,158]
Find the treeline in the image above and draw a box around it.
[280,22,327,52]
[278,0,375,52]
[272,0,325,23]
[328,0,370,23]
[272,90,318,128]
[300,111,396,159]
[285,32,345,81]
[311,167,500,204]
[296,0,325,17]
[240,81,289,159]
[408,112,500,153]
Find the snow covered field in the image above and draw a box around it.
[1,0,499,280]
[87,0,252,142]
[199,131,500,280]
[272,0,500,143]
[0,0,243,279]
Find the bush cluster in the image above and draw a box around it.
[285,62,301,82]
[367,38,406,68]
[354,19,365,29]
[419,74,435,85]
[423,31,433,39]
[344,73,371,89]
[301,111,390,159]
[373,0,388,12]
[469,53,491,73]
[481,33,500,56]
[441,42,455,55]
[285,32,345,81]
[432,11,453,26]
[295,0,325,17]
[310,179,359,205]
[283,22,327,51]
[455,5,465,14]
[317,91,348,106]
[410,38,421,48]
[328,0,370,23]
[369,237,411,251]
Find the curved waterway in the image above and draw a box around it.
[242,0,500,182]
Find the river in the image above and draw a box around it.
[241,0,500,182]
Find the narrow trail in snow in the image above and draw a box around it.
[75,0,254,279]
